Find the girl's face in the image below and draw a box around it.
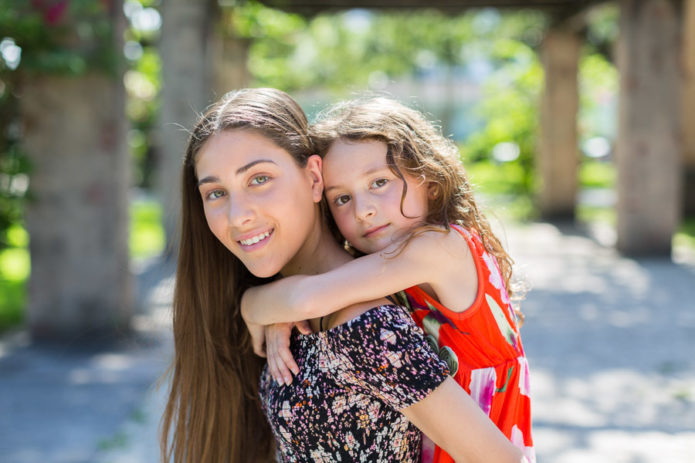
[195,129,323,278]
[323,139,430,254]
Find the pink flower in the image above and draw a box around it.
[469,367,497,416]
[31,0,69,25]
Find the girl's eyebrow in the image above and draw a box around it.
[197,159,277,187]
[324,165,389,194]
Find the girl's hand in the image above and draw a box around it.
[246,320,267,358]
[266,321,312,385]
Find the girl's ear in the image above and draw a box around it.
[305,155,324,202]
[427,181,439,200]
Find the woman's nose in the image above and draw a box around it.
[227,194,256,228]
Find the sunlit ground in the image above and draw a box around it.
[506,222,695,462]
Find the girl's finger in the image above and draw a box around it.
[269,333,294,385]
[253,337,267,357]
[268,348,283,385]
[278,344,300,377]
[295,320,313,335]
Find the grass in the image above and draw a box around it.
[0,225,30,331]
[674,217,695,251]
[0,198,165,333]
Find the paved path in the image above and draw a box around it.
[506,222,695,462]
[1,221,694,462]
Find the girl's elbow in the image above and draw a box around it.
[504,446,527,463]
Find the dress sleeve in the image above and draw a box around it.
[327,305,450,411]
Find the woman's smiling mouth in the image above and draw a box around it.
[238,229,274,249]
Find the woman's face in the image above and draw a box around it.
[195,129,323,278]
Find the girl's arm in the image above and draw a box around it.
[402,377,527,463]
[241,230,459,326]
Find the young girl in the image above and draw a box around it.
[241,97,535,462]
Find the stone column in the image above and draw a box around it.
[156,0,215,252]
[538,27,581,220]
[683,0,695,215]
[616,0,684,255]
[22,2,131,340]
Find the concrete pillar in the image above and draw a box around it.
[538,28,581,220]
[22,2,131,340]
[157,0,215,252]
[616,0,684,255]
[683,0,695,215]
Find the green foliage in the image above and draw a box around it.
[578,52,618,141]
[0,224,29,332]
[231,3,546,95]
[124,0,161,188]
[461,38,544,197]
[0,0,121,76]
[130,198,165,259]
[579,159,615,190]
[0,278,24,332]
[675,218,695,252]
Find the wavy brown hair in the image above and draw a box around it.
[311,97,515,296]
[160,88,316,463]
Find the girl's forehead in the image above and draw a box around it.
[324,139,388,165]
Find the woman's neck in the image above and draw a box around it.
[280,219,351,277]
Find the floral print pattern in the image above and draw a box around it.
[259,304,449,462]
[404,225,535,463]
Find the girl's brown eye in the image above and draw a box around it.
[335,194,351,206]
[371,178,388,189]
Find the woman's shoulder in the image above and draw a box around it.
[323,300,414,335]
[325,303,450,410]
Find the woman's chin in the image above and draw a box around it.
[244,260,282,279]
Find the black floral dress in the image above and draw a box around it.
[259,304,449,462]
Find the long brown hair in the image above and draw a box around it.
[161,88,315,463]
[311,97,515,295]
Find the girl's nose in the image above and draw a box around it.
[354,196,376,221]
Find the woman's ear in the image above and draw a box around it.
[305,155,324,202]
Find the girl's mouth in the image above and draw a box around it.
[364,224,389,238]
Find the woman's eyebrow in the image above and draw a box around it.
[197,160,278,187]
[235,159,277,175]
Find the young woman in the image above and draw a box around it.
[160,88,525,463]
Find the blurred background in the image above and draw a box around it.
[0,0,694,462]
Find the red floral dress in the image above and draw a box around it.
[399,224,535,463]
